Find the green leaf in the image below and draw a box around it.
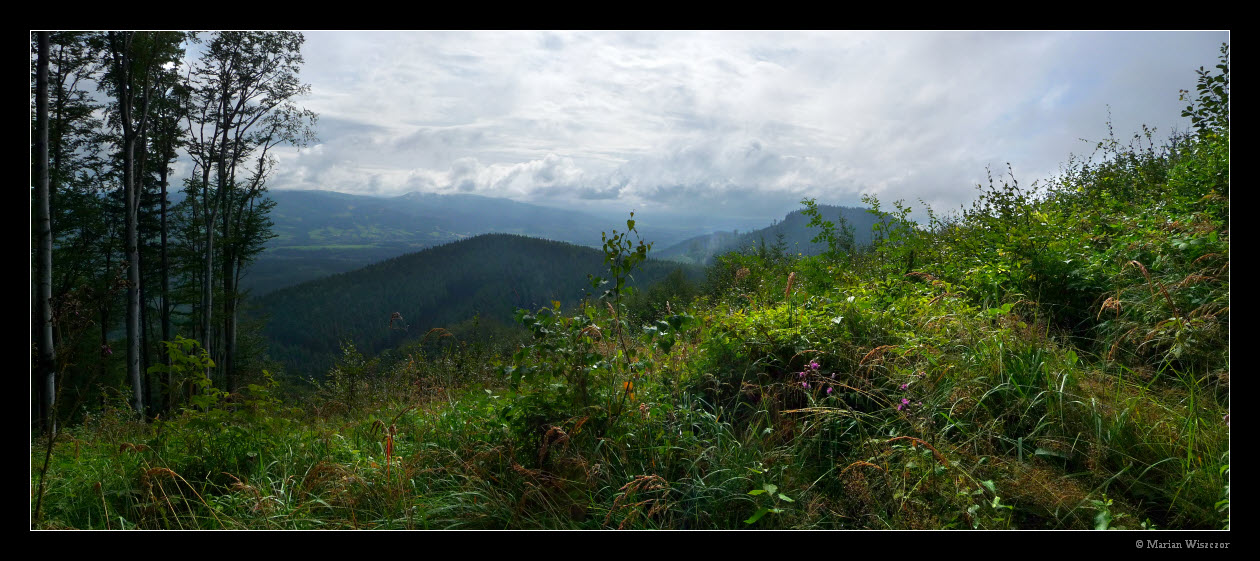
[1095,510,1112,530]
[1034,447,1071,460]
[744,508,769,525]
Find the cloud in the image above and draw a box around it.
[271,30,1229,222]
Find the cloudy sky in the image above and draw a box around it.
[264,30,1229,226]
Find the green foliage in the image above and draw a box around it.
[505,215,664,440]
[743,465,795,525]
[799,197,855,261]
[325,341,371,413]
[1180,43,1229,140]
[147,336,219,412]
[589,212,653,303]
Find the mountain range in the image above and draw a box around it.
[247,190,748,295]
[654,204,881,265]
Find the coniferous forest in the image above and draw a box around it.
[32,33,1228,532]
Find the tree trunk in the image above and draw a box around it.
[160,161,172,412]
[35,31,55,436]
[124,131,143,415]
[221,234,236,393]
[201,197,215,382]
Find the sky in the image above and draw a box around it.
[257,30,1228,227]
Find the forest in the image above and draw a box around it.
[31,33,1228,531]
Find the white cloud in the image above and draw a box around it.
[274,30,1229,222]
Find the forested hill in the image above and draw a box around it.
[247,190,618,295]
[253,233,703,377]
[656,205,881,265]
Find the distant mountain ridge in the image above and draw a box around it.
[248,189,729,295]
[656,205,880,265]
[249,190,623,295]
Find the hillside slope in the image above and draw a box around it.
[254,233,702,376]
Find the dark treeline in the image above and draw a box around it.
[30,31,317,432]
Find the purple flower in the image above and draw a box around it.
[802,381,810,389]
[902,398,911,406]
[826,386,833,396]
[809,361,820,371]
[900,383,909,390]
[799,371,806,378]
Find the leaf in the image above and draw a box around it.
[747,489,766,496]
[763,483,778,495]
[744,508,769,525]
[777,493,794,503]
[1094,510,1112,530]
[1034,447,1071,460]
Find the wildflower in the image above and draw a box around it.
[809,361,820,371]
[826,386,833,396]
[896,397,910,411]
[802,381,810,389]
[799,371,806,378]
[900,383,909,390]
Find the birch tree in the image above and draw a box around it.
[182,31,314,390]
[34,31,55,434]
